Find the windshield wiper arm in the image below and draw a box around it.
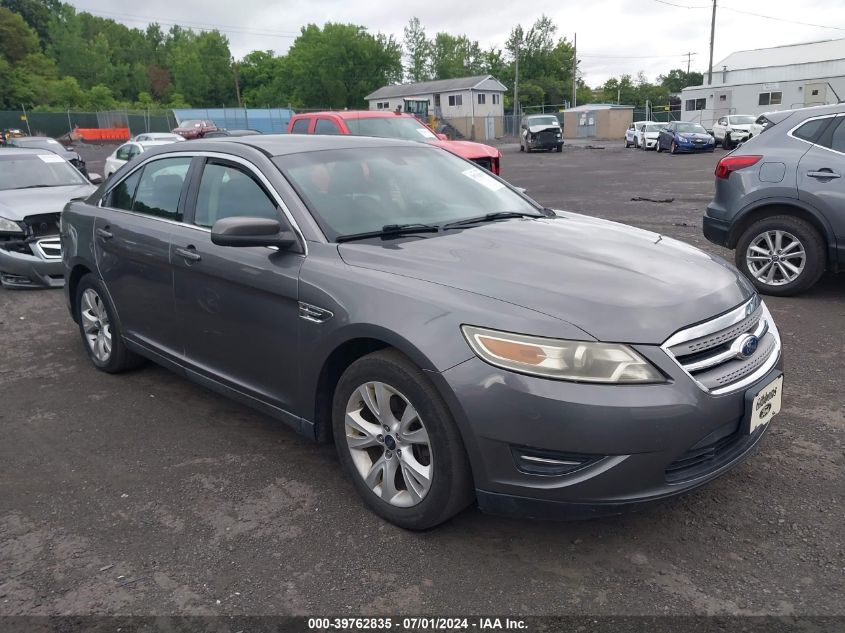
[336,223,440,243]
[443,211,545,229]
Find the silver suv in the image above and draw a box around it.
[704,103,845,296]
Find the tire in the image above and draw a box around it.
[75,273,144,373]
[519,142,524,152]
[670,141,678,154]
[724,134,733,150]
[624,138,631,148]
[634,137,640,149]
[655,139,663,153]
[332,349,474,530]
[735,215,826,296]
[556,144,563,152]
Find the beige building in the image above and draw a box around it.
[562,104,634,140]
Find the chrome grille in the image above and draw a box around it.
[33,237,62,260]
[662,297,781,395]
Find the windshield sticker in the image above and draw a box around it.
[38,154,65,163]
[416,128,436,139]
[462,168,504,191]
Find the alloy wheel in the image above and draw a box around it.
[344,381,433,507]
[745,230,806,286]
[80,288,112,362]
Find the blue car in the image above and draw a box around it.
[656,121,716,154]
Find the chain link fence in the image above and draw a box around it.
[0,109,178,140]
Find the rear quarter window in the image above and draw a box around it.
[290,119,310,134]
[792,117,831,143]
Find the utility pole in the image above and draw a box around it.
[687,51,692,76]
[707,0,717,85]
[232,57,243,109]
[513,43,520,122]
[571,33,577,109]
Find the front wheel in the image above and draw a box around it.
[556,143,563,152]
[735,216,826,296]
[724,134,733,150]
[670,141,678,154]
[332,350,474,529]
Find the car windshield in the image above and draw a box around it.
[277,146,540,241]
[527,116,559,126]
[0,154,87,190]
[345,117,437,141]
[180,120,203,127]
[730,116,756,125]
[644,124,665,132]
[676,123,708,134]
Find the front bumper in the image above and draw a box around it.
[675,141,715,152]
[0,236,64,288]
[437,348,783,520]
[643,137,658,149]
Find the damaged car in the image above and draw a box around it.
[520,114,563,152]
[0,148,98,289]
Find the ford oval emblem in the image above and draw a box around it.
[738,334,759,359]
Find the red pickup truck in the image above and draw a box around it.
[287,111,502,174]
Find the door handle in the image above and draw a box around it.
[96,227,113,240]
[175,246,202,262]
[807,169,841,179]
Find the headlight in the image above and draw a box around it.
[462,326,664,384]
[0,216,23,233]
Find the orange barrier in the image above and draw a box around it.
[73,127,130,142]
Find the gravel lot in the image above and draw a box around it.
[1,141,843,618]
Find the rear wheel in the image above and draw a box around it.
[75,274,144,372]
[735,216,826,296]
[332,350,473,529]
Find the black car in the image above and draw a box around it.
[6,136,88,176]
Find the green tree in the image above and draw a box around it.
[430,32,483,79]
[0,6,39,62]
[658,68,703,93]
[403,17,430,82]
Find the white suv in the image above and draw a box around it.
[712,115,756,150]
[624,121,650,148]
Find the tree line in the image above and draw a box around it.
[0,0,704,112]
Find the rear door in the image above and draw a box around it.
[171,156,305,412]
[797,114,845,244]
[95,156,193,358]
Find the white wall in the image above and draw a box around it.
[368,89,505,118]
[680,75,845,128]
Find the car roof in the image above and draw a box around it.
[11,136,57,142]
[293,110,418,121]
[764,102,845,125]
[135,140,177,147]
[0,147,62,157]
[144,133,426,158]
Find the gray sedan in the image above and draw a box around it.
[61,135,784,529]
[0,148,97,288]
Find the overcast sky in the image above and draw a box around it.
[69,0,845,87]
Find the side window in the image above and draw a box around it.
[315,119,341,135]
[104,169,142,211]
[131,157,192,220]
[194,162,278,228]
[290,119,310,134]
[116,145,133,160]
[817,117,845,153]
[718,117,727,125]
[792,118,831,143]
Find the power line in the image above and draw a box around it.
[720,6,845,31]
[580,52,698,59]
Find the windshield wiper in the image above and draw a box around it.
[336,223,440,243]
[443,211,546,229]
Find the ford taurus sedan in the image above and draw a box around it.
[61,135,783,529]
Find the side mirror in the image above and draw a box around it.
[88,173,103,185]
[210,217,296,249]
[436,133,448,140]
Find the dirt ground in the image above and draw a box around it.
[0,141,843,618]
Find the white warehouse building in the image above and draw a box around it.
[680,38,845,129]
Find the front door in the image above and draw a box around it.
[94,156,192,357]
[172,157,304,413]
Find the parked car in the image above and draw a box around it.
[656,122,715,153]
[171,119,219,140]
[704,103,845,296]
[6,136,88,176]
[104,140,176,178]
[202,129,262,138]
[519,114,563,152]
[287,110,502,174]
[0,148,98,288]
[624,121,651,148]
[132,133,186,143]
[712,115,756,149]
[62,135,783,529]
[637,122,667,150]
[748,114,772,139]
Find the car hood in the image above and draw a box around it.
[678,133,712,141]
[338,214,753,344]
[0,184,97,221]
[428,139,501,159]
[527,124,561,134]
[729,125,752,132]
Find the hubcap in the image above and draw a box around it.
[344,381,433,507]
[746,230,806,286]
[80,288,112,362]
